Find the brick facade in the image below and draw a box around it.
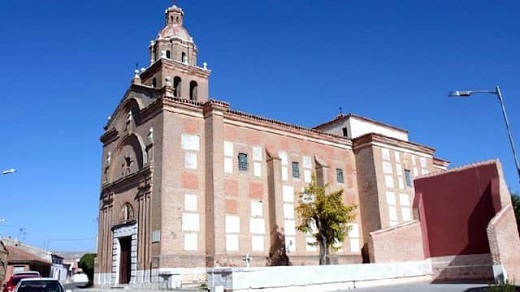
[95,4,447,287]
[414,160,504,258]
[487,204,520,282]
[368,220,424,263]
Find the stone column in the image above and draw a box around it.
[267,154,288,265]
[267,156,284,232]
[315,157,329,187]
[203,101,229,266]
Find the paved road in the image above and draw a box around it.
[347,280,511,292]
[65,281,518,292]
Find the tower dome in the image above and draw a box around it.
[157,5,192,41]
[149,4,198,65]
[142,4,210,103]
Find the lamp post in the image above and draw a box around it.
[2,169,16,175]
[449,85,520,184]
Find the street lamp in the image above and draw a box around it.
[449,85,520,184]
[2,169,16,175]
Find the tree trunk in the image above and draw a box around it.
[319,234,327,265]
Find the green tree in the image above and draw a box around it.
[78,253,96,286]
[295,177,357,265]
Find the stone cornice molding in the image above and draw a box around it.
[100,128,119,145]
[433,157,450,169]
[100,166,152,199]
[141,58,210,81]
[352,133,435,156]
[225,109,352,149]
[203,99,230,118]
[111,219,138,232]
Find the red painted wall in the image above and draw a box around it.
[413,163,502,258]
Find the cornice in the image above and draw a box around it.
[433,157,450,169]
[352,133,435,156]
[140,99,165,124]
[111,219,138,231]
[224,109,352,149]
[100,128,119,145]
[163,97,205,111]
[100,166,153,199]
[141,58,210,80]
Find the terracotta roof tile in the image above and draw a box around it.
[5,245,51,265]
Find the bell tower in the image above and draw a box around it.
[140,4,210,102]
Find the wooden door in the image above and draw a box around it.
[119,237,131,284]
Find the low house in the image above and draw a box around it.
[3,244,52,280]
[50,254,67,281]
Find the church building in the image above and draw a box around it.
[95,4,448,287]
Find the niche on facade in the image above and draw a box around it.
[119,203,135,225]
[103,151,112,183]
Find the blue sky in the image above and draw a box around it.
[1,0,519,251]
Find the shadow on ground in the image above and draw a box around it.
[430,279,520,292]
[463,287,520,292]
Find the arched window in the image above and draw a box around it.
[182,52,187,63]
[189,81,198,101]
[173,76,182,97]
[152,78,157,88]
[166,50,171,59]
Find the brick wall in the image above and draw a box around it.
[413,161,502,258]
[0,242,6,284]
[429,254,494,281]
[487,204,520,282]
[368,220,424,263]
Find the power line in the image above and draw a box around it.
[46,238,96,242]
[45,237,97,251]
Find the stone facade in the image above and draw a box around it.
[94,4,447,287]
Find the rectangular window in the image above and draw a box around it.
[342,127,349,137]
[292,162,300,178]
[404,169,412,187]
[336,168,344,183]
[238,153,248,171]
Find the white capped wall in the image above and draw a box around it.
[347,117,408,141]
[317,116,408,141]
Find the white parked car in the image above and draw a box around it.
[13,278,65,292]
[70,271,88,288]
